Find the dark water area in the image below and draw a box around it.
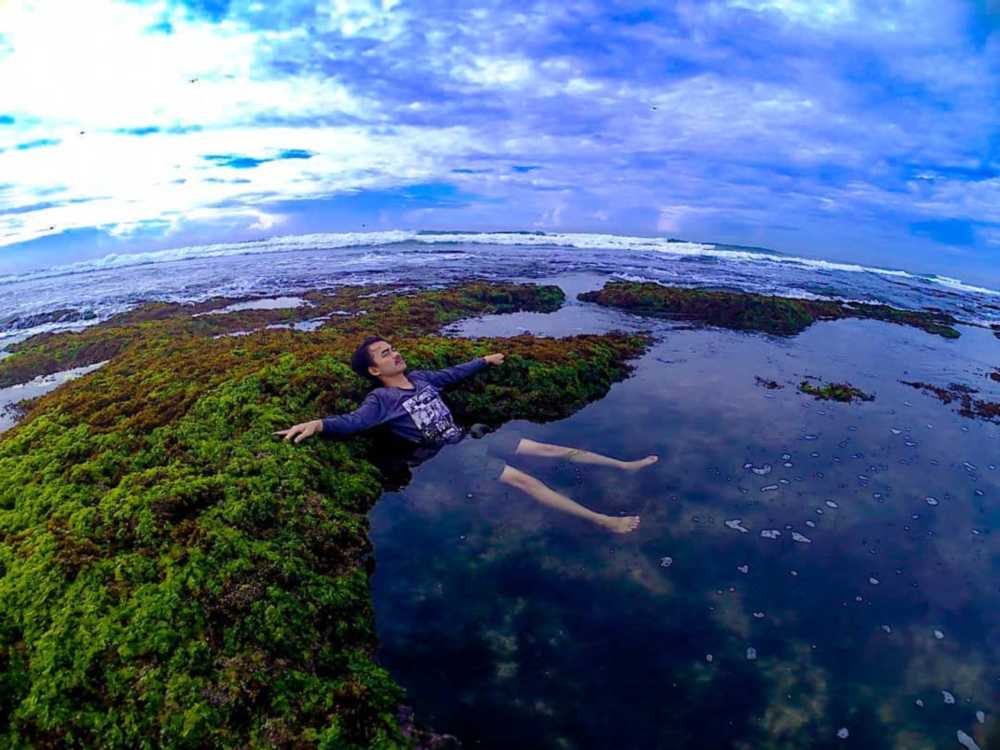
[368,272,998,749]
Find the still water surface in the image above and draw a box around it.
[369,272,997,749]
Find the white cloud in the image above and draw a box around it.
[321,0,407,39]
[0,0,365,135]
[726,0,858,28]
[0,123,478,247]
[912,178,1000,223]
[452,56,535,88]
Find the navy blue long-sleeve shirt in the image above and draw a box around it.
[322,356,489,446]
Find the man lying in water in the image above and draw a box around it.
[274,335,658,534]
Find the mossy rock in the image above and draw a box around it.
[0,280,653,748]
[901,380,1000,423]
[797,380,874,403]
[578,280,961,339]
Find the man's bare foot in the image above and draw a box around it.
[620,455,658,472]
[596,514,641,534]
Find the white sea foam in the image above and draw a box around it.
[2,231,997,297]
[930,274,999,296]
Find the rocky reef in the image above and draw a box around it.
[798,378,874,403]
[900,380,1000,423]
[0,279,653,748]
[577,280,962,338]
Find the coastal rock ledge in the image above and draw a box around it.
[0,279,653,749]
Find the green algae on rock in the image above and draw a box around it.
[577,280,962,339]
[798,379,874,403]
[0,279,653,748]
[900,380,1000,423]
[0,279,566,389]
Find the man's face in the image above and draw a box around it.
[368,340,406,379]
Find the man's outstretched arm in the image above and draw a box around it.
[417,352,505,389]
[274,391,387,444]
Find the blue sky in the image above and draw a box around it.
[0,0,997,283]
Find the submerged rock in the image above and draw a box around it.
[754,376,783,389]
[900,380,1000,424]
[957,730,981,750]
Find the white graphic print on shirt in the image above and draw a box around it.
[401,386,463,443]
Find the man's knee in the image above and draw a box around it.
[499,464,536,488]
[515,438,573,458]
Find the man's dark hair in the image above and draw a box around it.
[351,335,386,386]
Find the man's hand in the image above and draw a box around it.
[273,419,323,443]
[483,353,505,365]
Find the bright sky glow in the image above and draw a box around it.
[0,0,997,281]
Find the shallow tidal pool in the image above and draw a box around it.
[368,273,998,750]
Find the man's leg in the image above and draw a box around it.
[514,438,658,471]
[498,464,640,534]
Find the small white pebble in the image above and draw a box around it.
[705,654,713,663]
[746,647,757,660]
[869,577,880,585]
[976,710,985,724]
[660,556,673,568]
[957,729,981,750]
[933,629,944,640]
[737,564,749,574]
[837,727,849,739]
[915,699,924,707]
[881,625,892,634]
[943,690,955,704]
